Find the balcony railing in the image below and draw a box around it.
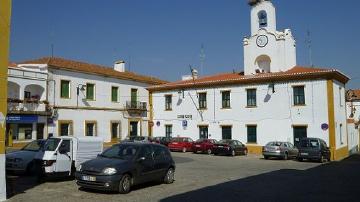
[125,101,147,111]
[7,98,51,115]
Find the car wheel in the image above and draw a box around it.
[118,174,131,194]
[297,157,303,162]
[182,147,187,153]
[264,155,269,160]
[207,149,212,155]
[283,152,288,160]
[231,149,236,157]
[163,168,175,184]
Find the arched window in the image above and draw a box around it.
[258,10,267,27]
[255,55,271,73]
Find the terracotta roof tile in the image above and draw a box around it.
[148,66,349,91]
[18,57,167,85]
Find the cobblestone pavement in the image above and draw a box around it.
[6,152,359,202]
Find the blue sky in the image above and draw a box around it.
[9,0,360,88]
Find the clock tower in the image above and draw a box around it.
[244,0,296,75]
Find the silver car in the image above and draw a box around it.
[6,139,45,174]
[262,141,299,160]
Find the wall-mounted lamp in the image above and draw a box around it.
[178,89,185,99]
[268,83,275,93]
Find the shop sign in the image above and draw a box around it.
[6,115,38,123]
[177,115,192,120]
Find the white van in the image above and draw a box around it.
[35,136,103,177]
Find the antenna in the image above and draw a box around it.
[200,44,205,76]
[305,30,313,67]
[51,44,54,58]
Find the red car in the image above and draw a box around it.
[168,137,194,152]
[192,139,218,154]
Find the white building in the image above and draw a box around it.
[346,89,360,154]
[7,57,165,146]
[148,0,350,160]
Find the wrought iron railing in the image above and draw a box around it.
[125,101,147,110]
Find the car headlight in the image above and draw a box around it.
[103,167,117,175]
[76,164,82,172]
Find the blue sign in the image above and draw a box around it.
[156,121,160,127]
[321,123,329,131]
[6,115,38,123]
[182,120,188,127]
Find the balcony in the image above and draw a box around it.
[7,98,52,116]
[125,101,147,111]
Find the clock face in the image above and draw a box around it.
[256,35,268,47]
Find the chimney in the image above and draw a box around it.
[191,68,198,79]
[114,60,125,72]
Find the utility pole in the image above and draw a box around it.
[0,0,12,201]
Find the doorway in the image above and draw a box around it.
[293,126,307,147]
[37,123,44,139]
[130,121,138,137]
[111,122,120,141]
[199,126,208,139]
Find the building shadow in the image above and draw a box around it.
[161,154,360,202]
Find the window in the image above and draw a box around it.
[60,80,70,99]
[131,89,138,103]
[60,140,71,153]
[85,121,97,136]
[221,126,232,140]
[165,95,172,110]
[111,122,120,139]
[111,86,119,102]
[293,86,305,105]
[24,91,31,99]
[222,91,231,108]
[247,125,257,143]
[339,87,343,106]
[258,10,267,27]
[165,125,172,138]
[247,89,257,107]
[59,121,72,136]
[198,92,207,109]
[86,83,95,100]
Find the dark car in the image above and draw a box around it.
[213,139,248,156]
[297,138,330,163]
[262,141,299,160]
[6,139,46,174]
[153,136,172,146]
[75,142,175,193]
[192,139,217,154]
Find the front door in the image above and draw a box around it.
[293,126,307,148]
[111,122,120,141]
[130,121,138,137]
[199,126,208,139]
[37,123,44,139]
[55,139,73,173]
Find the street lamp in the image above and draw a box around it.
[76,84,86,107]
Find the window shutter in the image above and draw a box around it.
[112,87,118,102]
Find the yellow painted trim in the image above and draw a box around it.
[0,0,12,154]
[327,80,336,160]
[58,120,73,136]
[246,145,263,155]
[334,146,349,161]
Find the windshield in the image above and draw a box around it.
[171,138,184,142]
[218,140,231,144]
[100,144,139,160]
[43,138,61,151]
[22,140,44,151]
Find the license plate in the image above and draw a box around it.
[82,175,96,181]
[218,146,223,148]
[301,153,308,156]
[196,145,201,147]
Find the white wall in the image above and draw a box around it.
[152,79,335,147]
[333,81,347,149]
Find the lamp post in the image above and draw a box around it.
[76,84,86,107]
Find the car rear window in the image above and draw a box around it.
[266,142,282,146]
[171,138,184,142]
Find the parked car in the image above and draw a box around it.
[168,137,194,152]
[192,139,218,154]
[123,136,154,143]
[153,136,172,146]
[297,138,331,162]
[35,136,103,179]
[213,139,248,156]
[6,139,46,174]
[262,141,299,160]
[75,142,175,193]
